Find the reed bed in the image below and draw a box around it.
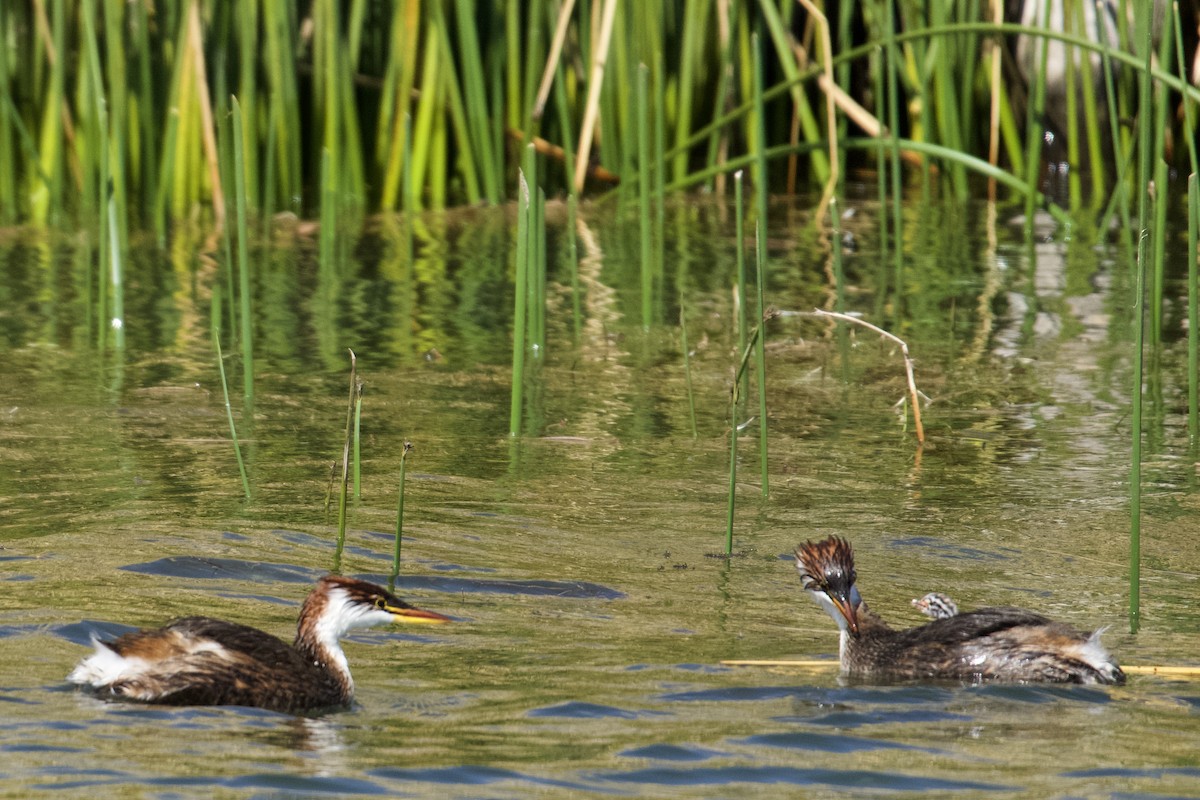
[5,0,1196,631]
[5,1,1199,227]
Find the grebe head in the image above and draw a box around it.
[795,536,862,634]
[912,592,958,620]
[303,576,451,646]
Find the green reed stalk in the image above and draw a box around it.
[80,0,109,349]
[509,168,531,437]
[390,440,414,591]
[1174,5,1200,179]
[1063,26,1082,208]
[755,3,828,182]
[566,193,581,341]
[232,96,254,405]
[638,64,653,331]
[734,171,748,405]
[653,54,666,276]
[31,0,65,224]
[1023,3,1051,240]
[751,34,769,229]
[211,286,251,501]
[1151,159,1168,342]
[754,219,768,498]
[335,349,358,573]
[533,186,547,356]
[1189,174,1199,445]
[453,0,501,202]
[106,180,125,351]
[1070,1,1106,198]
[236,0,259,213]
[1129,0,1155,635]
[353,383,363,501]
[319,148,335,274]
[0,5,14,222]
[725,383,738,557]
[429,0,481,204]
[680,294,698,439]
[885,0,904,322]
[670,0,703,184]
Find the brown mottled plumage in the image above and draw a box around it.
[794,537,1124,685]
[68,576,451,713]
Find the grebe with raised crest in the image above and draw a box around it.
[794,537,1124,685]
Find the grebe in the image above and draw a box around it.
[912,591,958,620]
[68,575,451,713]
[794,537,1124,685]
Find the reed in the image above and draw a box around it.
[1190,174,1200,445]
[637,63,653,331]
[753,219,768,498]
[353,383,363,501]
[231,96,254,405]
[509,166,531,437]
[210,286,251,500]
[734,171,748,406]
[335,349,358,572]
[390,440,414,592]
[8,1,1200,226]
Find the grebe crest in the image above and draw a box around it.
[68,575,450,713]
[793,536,1124,685]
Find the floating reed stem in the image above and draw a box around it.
[720,660,1199,677]
[390,440,413,592]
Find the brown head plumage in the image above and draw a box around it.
[794,536,862,633]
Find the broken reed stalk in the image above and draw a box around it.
[335,348,358,573]
[719,660,1194,676]
[798,309,925,444]
[390,440,413,592]
[211,286,250,500]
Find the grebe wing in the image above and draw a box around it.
[898,607,1055,645]
[153,617,307,667]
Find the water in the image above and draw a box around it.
[2,195,1200,797]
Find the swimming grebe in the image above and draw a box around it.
[794,537,1124,684]
[912,591,958,619]
[68,575,451,713]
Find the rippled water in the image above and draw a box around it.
[2,196,1200,797]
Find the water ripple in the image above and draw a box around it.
[120,557,624,599]
[591,765,1015,791]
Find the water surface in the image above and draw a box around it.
[1,195,1199,797]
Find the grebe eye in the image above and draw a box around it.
[374,597,386,609]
